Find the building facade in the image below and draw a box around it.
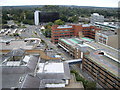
[34,11,40,25]
[58,38,90,59]
[95,30,119,49]
[51,24,100,43]
[90,13,104,25]
[58,37,120,89]
[81,40,120,89]
[82,52,120,89]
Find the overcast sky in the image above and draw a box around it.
[0,0,119,7]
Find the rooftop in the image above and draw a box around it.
[59,38,90,53]
[38,63,64,73]
[21,74,41,88]
[0,40,34,50]
[57,25,72,29]
[2,55,40,88]
[84,41,120,77]
[2,73,26,88]
[37,62,71,80]
[95,22,118,29]
[5,48,25,57]
[82,24,91,27]
[60,38,83,46]
[59,37,93,48]
[85,48,120,77]
[92,13,100,16]
[96,30,117,36]
[81,37,94,42]
[85,42,120,61]
[0,36,15,43]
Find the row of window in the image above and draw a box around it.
[54,29,73,32]
[83,60,118,88]
[53,32,74,35]
[84,58,119,83]
[82,28,91,30]
[54,35,73,37]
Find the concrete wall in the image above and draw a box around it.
[82,57,119,89]
[107,35,119,49]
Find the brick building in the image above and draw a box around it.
[58,37,93,59]
[51,24,100,43]
[58,37,120,89]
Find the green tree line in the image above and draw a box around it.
[2,5,118,25]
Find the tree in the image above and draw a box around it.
[68,15,79,23]
[2,25,10,29]
[2,19,7,24]
[23,19,34,25]
[47,22,54,26]
[54,19,65,25]
[13,33,19,36]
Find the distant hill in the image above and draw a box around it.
[2,5,117,10]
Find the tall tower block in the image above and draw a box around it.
[34,11,40,25]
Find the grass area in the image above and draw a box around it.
[70,70,96,90]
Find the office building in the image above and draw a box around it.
[90,13,104,25]
[58,37,92,59]
[95,30,119,49]
[94,22,118,31]
[93,22,119,49]
[34,11,59,25]
[34,11,40,25]
[51,24,100,43]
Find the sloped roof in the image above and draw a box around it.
[27,55,40,72]
[21,74,41,88]
[6,48,25,57]
[2,55,40,89]
[2,66,31,74]
[2,73,26,88]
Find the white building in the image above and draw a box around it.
[37,62,71,88]
[34,11,40,25]
[90,13,104,25]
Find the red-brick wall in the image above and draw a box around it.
[51,25,101,43]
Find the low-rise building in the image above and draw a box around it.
[1,48,40,89]
[36,62,71,88]
[1,48,75,89]
[0,38,41,51]
[90,13,104,25]
[94,22,118,31]
[58,37,91,59]
[95,30,119,49]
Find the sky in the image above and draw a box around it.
[0,0,119,7]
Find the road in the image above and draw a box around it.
[35,26,72,60]
[25,25,102,88]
